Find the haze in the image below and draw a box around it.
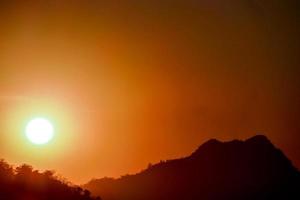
[0,1,299,183]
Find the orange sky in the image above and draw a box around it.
[0,1,299,183]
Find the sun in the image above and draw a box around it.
[25,118,54,145]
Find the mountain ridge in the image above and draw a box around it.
[85,135,300,200]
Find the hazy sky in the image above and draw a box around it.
[0,0,299,183]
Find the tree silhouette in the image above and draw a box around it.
[0,160,101,200]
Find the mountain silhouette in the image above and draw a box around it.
[0,161,101,200]
[85,135,300,200]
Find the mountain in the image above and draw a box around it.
[84,135,300,200]
[0,161,100,200]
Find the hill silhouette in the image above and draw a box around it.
[85,135,300,200]
[0,160,101,200]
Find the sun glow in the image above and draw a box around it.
[25,118,54,145]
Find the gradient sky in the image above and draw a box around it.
[0,0,299,183]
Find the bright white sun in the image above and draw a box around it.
[25,118,54,145]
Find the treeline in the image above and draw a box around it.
[0,159,101,200]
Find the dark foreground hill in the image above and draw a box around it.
[0,161,100,200]
[85,135,300,200]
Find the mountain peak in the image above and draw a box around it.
[200,138,222,148]
[190,135,274,158]
[245,135,272,145]
[190,138,222,157]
